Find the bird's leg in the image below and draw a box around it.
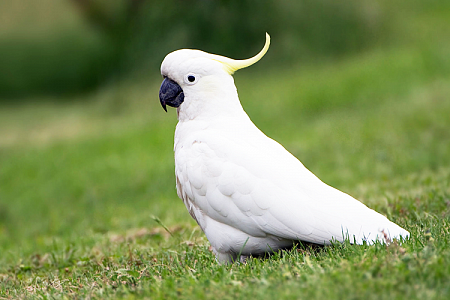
[212,248,238,264]
[239,255,250,263]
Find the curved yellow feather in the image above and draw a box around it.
[212,33,270,74]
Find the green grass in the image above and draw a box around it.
[1,4,450,299]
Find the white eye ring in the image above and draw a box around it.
[184,73,198,85]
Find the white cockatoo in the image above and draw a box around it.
[159,33,409,263]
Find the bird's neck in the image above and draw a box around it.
[177,76,248,123]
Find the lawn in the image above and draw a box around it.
[1,3,450,299]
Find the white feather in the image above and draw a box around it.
[161,46,409,264]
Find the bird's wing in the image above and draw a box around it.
[175,126,408,245]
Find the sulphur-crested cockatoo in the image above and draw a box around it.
[159,33,409,263]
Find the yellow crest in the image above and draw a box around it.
[211,33,270,74]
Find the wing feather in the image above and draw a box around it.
[175,124,408,246]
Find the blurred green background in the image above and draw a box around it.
[1,0,403,98]
[0,0,450,265]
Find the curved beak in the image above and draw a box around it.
[159,78,184,112]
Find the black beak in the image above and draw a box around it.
[159,78,184,112]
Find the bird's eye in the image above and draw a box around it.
[184,73,198,85]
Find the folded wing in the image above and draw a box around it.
[175,126,409,246]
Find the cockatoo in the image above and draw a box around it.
[159,33,409,263]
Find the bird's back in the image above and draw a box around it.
[174,117,409,249]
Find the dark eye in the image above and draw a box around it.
[184,73,198,85]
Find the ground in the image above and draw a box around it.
[1,3,450,298]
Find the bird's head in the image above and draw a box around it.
[159,33,270,120]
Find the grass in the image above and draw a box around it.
[1,3,450,299]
